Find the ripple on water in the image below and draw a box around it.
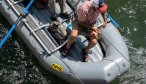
[0,14,68,84]
[0,24,50,84]
[131,47,146,64]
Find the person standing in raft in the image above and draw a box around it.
[61,0,107,62]
[48,0,69,21]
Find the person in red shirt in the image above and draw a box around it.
[62,0,107,62]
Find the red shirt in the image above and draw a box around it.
[77,1,99,25]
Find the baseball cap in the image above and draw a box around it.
[91,0,107,11]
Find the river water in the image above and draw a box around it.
[0,0,146,84]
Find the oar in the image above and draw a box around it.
[0,0,34,48]
[106,12,123,32]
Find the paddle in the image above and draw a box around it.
[0,0,35,48]
[106,12,123,32]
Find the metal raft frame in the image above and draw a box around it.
[6,0,61,55]
[5,0,105,55]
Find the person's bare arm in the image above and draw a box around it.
[101,10,107,28]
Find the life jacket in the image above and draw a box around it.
[40,0,48,3]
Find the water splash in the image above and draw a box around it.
[120,37,146,84]
[133,27,137,31]
[144,20,146,24]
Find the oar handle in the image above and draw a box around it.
[0,0,34,48]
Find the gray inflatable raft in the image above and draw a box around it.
[0,0,130,84]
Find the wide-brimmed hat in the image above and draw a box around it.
[91,0,107,11]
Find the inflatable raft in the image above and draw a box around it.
[0,0,130,84]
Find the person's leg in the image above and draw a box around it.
[58,0,66,13]
[82,29,99,62]
[84,38,97,52]
[61,19,81,56]
[66,28,79,49]
[84,29,99,52]
[48,0,56,20]
[58,0,69,18]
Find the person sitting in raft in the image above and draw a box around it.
[48,0,69,21]
[61,0,108,62]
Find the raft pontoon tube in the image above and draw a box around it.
[0,0,130,84]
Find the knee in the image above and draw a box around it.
[90,39,97,45]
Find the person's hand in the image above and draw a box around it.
[103,21,107,28]
[89,26,101,39]
[91,26,98,32]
